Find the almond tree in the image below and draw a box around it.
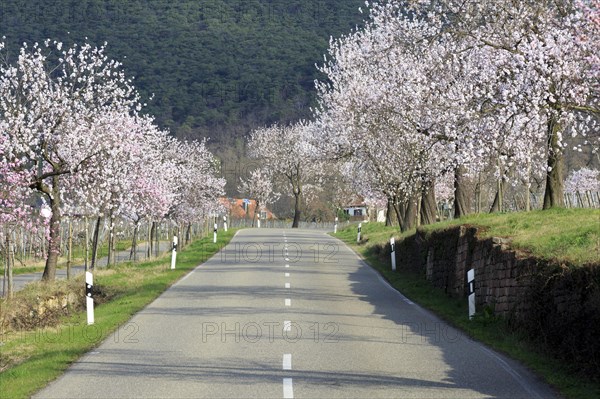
[431,0,600,208]
[314,4,455,228]
[168,138,225,242]
[238,168,280,226]
[315,0,599,223]
[564,167,600,207]
[0,132,50,295]
[247,121,322,228]
[0,40,140,280]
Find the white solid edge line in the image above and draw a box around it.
[283,354,292,370]
[332,233,546,399]
[283,378,293,399]
[285,298,291,306]
[476,345,543,399]
[285,273,290,277]
[285,283,291,288]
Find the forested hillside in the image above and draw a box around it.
[0,0,364,142]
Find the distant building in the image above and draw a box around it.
[219,198,276,220]
[343,203,368,218]
[343,198,386,222]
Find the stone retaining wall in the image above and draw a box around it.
[380,225,600,379]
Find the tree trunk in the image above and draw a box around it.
[5,234,14,299]
[474,174,482,214]
[84,217,89,271]
[401,196,417,232]
[420,181,437,226]
[543,115,565,209]
[147,223,151,258]
[393,198,406,231]
[490,178,504,213]
[185,223,192,246]
[453,166,471,218]
[149,221,157,258]
[525,160,532,212]
[415,193,422,228]
[2,250,6,298]
[155,222,160,257]
[585,191,592,208]
[90,216,101,270]
[454,166,471,218]
[385,197,394,226]
[130,223,139,262]
[107,215,114,268]
[576,192,584,208]
[292,192,302,228]
[67,219,72,280]
[42,178,61,281]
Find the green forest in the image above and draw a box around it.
[0,0,364,143]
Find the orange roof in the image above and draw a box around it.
[219,198,276,220]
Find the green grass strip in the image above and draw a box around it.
[0,229,237,399]
[333,217,600,399]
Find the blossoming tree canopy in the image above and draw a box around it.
[0,40,143,280]
[314,0,599,224]
[238,168,280,224]
[247,121,323,228]
[0,40,225,280]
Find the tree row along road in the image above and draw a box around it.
[35,229,557,398]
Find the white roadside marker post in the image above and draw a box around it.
[171,236,178,270]
[390,237,396,271]
[213,223,218,243]
[85,271,94,325]
[334,216,338,234]
[357,223,362,243]
[468,269,476,319]
[223,216,228,232]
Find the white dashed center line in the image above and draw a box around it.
[282,235,293,399]
[283,378,293,398]
[283,354,292,370]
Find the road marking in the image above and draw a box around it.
[283,378,293,398]
[284,320,291,331]
[285,257,290,261]
[285,272,290,277]
[285,282,291,288]
[477,345,543,399]
[285,298,291,306]
[285,264,290,268]
[283,354,292,370]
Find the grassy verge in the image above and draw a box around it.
[346,208,599,265]
[333,211,600,399]
[0,229,237,398]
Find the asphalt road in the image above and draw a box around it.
[35,229,558,398]
[5,241,170,292]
